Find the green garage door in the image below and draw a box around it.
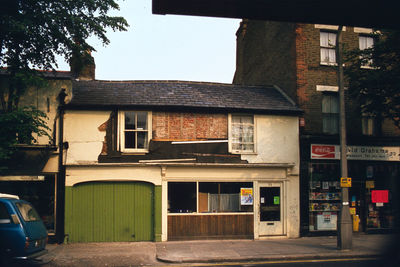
[65,182,154,242]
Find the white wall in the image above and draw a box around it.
[242,115,300,174]
[64,110,110,165]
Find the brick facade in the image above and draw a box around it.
[234,21,400,138]
[152,112,227,141]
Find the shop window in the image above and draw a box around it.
[198,182,253,213]
[230,114,255,154]
[168,182,254,214]
[322,94,339,134]
[320,31,337,65]
[308,163,341,231]
[118,111,152,153]
[168,182,196,213]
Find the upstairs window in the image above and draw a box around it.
[119,111,152,153]
[230,114,255,153]
[322,94,339,134]
[361,115,377,136]
[320,31,337,65]
[359,35,374,68]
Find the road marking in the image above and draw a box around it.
[158,257,379,266]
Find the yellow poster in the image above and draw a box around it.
[240,188,253,205]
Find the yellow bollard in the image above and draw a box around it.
[353,214,360,232]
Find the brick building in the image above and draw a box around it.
[234,20,400,235]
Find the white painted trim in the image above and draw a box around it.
[315,24,346,31]
[139,158,196,163]
[354,27,373,33]
[118,110,152,154]
[316,85,339,92]
[172,140,228,144]
[167,212,254,216]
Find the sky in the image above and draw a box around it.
[56,0,241,83]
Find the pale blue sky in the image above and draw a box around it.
[57,0,241,83]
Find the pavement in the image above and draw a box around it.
[35,233,399,267]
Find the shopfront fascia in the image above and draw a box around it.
[161,163,300,241]
[308,144,400,233]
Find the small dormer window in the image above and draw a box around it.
[118,111,152,153]
[229,114,255,154]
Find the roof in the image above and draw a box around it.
[66,80,302,115]
[0,68,72,79]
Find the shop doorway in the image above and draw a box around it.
[259,183,283,236]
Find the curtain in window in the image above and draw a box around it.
[209,193,240,212]
[320,32,337,63]
[232,115,254,152]
[322,95,339,134]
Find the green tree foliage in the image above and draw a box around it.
[0,0,128,161]
[345,29,400,129]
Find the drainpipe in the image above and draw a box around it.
[56,88,67,244]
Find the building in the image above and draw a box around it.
[61,79,302,242]
[0,70,73,241]
[234,21,400,235]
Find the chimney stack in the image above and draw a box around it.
[70,50,95,80]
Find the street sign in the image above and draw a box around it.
[340,177,352,188]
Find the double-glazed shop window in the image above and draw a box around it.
[230,115,255,153]
[320,31,337,65]
[322,94,339,134]
[119,111,151,152]
[168,182,254,213]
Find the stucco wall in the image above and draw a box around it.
[242,115,300,174]
[64,110,110,164]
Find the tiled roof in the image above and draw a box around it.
[66,80,301,114]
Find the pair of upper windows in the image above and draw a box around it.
[320,31,374,67]
[118,112,255,154]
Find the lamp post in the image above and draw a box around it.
[336,25,352,250]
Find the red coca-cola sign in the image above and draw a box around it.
[311,145,338,159]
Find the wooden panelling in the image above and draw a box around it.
[65,182,155,242]
[168,214,254,240]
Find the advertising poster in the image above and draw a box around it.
[240,188,253,205]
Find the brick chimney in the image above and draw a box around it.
[70,50,95,80]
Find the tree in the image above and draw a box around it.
[0,0,128,161]
[345,29,400,129]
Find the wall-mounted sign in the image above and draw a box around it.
[240,188,253,205]
[311,145,338,159]
[340,177,352,188]
[371,190,389,203]
[366,180,375,189]
[274,196,280,205]
[311,144,400,161]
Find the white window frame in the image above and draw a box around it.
[359,35,374,69]
[320,31,337,66]
[228,114,256,154]
[118,110,152,153]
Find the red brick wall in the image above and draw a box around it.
[152,112,228,141]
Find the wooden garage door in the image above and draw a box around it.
[65,182,154,242]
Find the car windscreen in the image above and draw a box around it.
[15,202,41,222]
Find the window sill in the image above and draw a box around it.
[120,150,149,155]
[231,151,257,155]
[320,62,338,66]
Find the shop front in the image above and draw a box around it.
[307,144,399,234]
[163,165,300,241]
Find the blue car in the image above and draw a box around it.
[0,193,48,265]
